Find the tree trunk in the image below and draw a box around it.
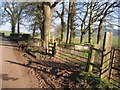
[17,18,20,35]
[80,3,89,44]
[60,2,65,42]
[97,19,103,45]
[33,22,36,38]
[88,23,93,43]
[61,18,65,42]
[11,19,16,34]
[66,2,71,44]
[80,22,85,44]
[69,1,75,44]
[43,1,60,50]
[80,32,85,44]
[43,2,51,50]
[88,2,94,43]
[65,15,70,44]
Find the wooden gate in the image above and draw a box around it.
[86,32,113,79]
[86,32,120,88]
[48,42,56,56]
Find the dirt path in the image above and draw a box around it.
[0,37,39,88]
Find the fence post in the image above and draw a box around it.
[86,44,96,72]
[52,42,57,56]
[99,32,112,79]
[51,36,55,43]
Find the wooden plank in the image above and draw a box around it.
[92,47,104,53]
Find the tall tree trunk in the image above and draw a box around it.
[43,2,51,50]
[66,2,71,44]
[61,2,65,42]
[97,19,103,45]
[88,1,94,43]
[42,1,60,50]
[69,1,75,44]
[88,22,93,43]
[33,22,36,38]
[80,3,89,44]
[17,17,20,35]
[80,33,85,44]
[61,18,65,42]
[80,21,85,44]
[56,1,65,42]
[11,19,16,34]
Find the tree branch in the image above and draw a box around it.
[50,0,62,9]
[56,11,62,18]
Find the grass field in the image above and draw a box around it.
[73,35,119,47]
[1,30,119,47]
[1,30,11,36]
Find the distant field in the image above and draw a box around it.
[1,30,119,47]
[64,35,120,47]
[0,30,32,36]
[1,30,11,36]
[74,35,119,47]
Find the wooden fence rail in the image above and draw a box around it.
[108,48,120,88]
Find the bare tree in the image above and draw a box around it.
[56,1,66,42]
[1,2,27,34]
[3,2,18,33]
[76,0,119,44]
[24,2,43,38]
[97,2,119,45]
[80,2,89,44]
[69,1,76,43]
[66,1,76,44]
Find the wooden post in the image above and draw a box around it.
[2,33,4,37]
[51,36,55,43]
[86,44,96,72]
[99,32,112,79]
[88,45,96,72]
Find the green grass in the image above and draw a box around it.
[112,35,120,47]
[1,30,11,36]
[72,35,120,47]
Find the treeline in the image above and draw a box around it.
[0,0,120,50]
